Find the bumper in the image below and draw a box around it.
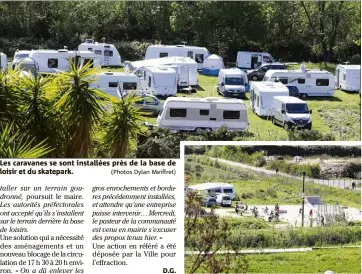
[223,91,246,98]
[287,121,312,129]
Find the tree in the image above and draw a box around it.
[54,60,104,158]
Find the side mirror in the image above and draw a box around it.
[309,110,312,114]
[281,110,285,114]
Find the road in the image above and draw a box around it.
[209,157,361,190]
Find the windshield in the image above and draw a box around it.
[286,103,309,114]
[225,77,244,85]
[15,54,29,59]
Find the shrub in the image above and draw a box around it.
[288,130,335,141]
[267,188,278,198]
[241,192,254,199]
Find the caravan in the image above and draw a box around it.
[139,66,178,97]
[250,81,290,117]
[78,39,121,67]
[335,64,360,92]
[12,50,30,69]
[127,57,198,89]
[236,51,275,70]
[263,70,335,97]
[188,182,236,200]
[28,49,100,73]
[157,97,248,132]
[90,72,139,98]
[0,53,7,72]
[217,68,249,98]
[145,45,210,70]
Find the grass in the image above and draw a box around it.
[186,158,361,209]
[185,247,361,273]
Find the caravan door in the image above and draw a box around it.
[178,65,190,87]
[251,54,260,69]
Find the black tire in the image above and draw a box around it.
[300,93,308,99]
[195,128,203,134]
[252,75,259,81]
[268,217,272,222]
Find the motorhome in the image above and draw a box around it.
[138,66,178,96]
[270,96,312,130]
[126,56,198,89]
[157,97,248,132]
[145,45,210,70]
[28,49,100,73]
[263,70,335,97]
[0,52,7,72]
[217,68,249,98]
[250,81,290,117]
[236,51,275,70]
[12,50,30,69]
[335,64,360,92]
[90,72,139,98]
[78,39,121,67]
[188,182,236,200]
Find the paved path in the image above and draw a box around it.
[209,157,361,190]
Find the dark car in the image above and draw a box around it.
[287,86,300,97]
[201,196,217,207]
[247,63,287,81]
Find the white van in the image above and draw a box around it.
[335,64,360,92]
[12,50,30,69]
[216,194,232,207]
[145,45,210,70]
[126,56,198,89]
[90,72,139,98]
[28,49,100,73]
[157,97,248,132]
[0,52,7,72]
[250,81,290,117]
[188,182,236,200]
[236,51,275,70]
[263,69,335,97]
[217,68,249,98]
[138,66,177,96]
[270,96,312,130]
[78,39,121,67]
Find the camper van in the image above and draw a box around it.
[28,49,100,73]
[78,39,121,67]
[90,72,139,98]
[236,51,275,70]
[12,50,30,69]
[188,182,236,200]
[217,68,249,98]
[138,66,178,97]
[145,45,210,70]
[0,53,7,72]
[157,97,248,132]
[250,81,290,117]
[263,70,335,97]
[270,96,312,130]
[126,57,198,89]
[335,64,361,92]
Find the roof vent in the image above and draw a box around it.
[85,39,94,44]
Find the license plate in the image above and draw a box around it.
[233,94,239,96]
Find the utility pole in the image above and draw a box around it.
[301,171,306,227]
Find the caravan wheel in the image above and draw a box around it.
[300,93,308,98]
[252,75,259,81]
[195,128,203,134]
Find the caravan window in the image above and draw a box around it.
[94,50,102,55]
[263,56,272,63]
[48,59,58,68]
[148,76,152,87]
[316,79,329,86]
[223,188,233,194]
[195,54,204,63]
[83,58,94,68]
[123,82,137,90]
[187,51,193,59]
[109,82,118,88]
[88,48,93,52]
[160,52,168,58]
[200,109,209,116]
[143,71,146,80]
[170,109,187,118]
[223,111,240,119]
[298,78,305,84]
[279,78,288,84]
[104,50,113,57]
[256,95,260,107]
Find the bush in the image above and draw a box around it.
[267,188,278,198]
[241,192,254,199]
[288,130,335,141]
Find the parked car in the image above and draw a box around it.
[287,86,300,97]
[201,196,217,207]
[216,194,232,207]
[247,63,287,81]
[133,94,163,116]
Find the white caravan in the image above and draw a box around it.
[126,56,198,89]
[78,39,121,67]
[0,53,7,72]
[335,64,360,92]
[28,49,100,73]
[145,45,210,70]
[236,51,275,70]
[270,96,312,130]
[263,70,335,97]
[250,81,289,117]
[157,97,248,132]
[12,50,30,69]
[217,68,249,98]
[90,72,139,98]
[188,182,235,200]
[15,57,39,77]
[138,66,177,96]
